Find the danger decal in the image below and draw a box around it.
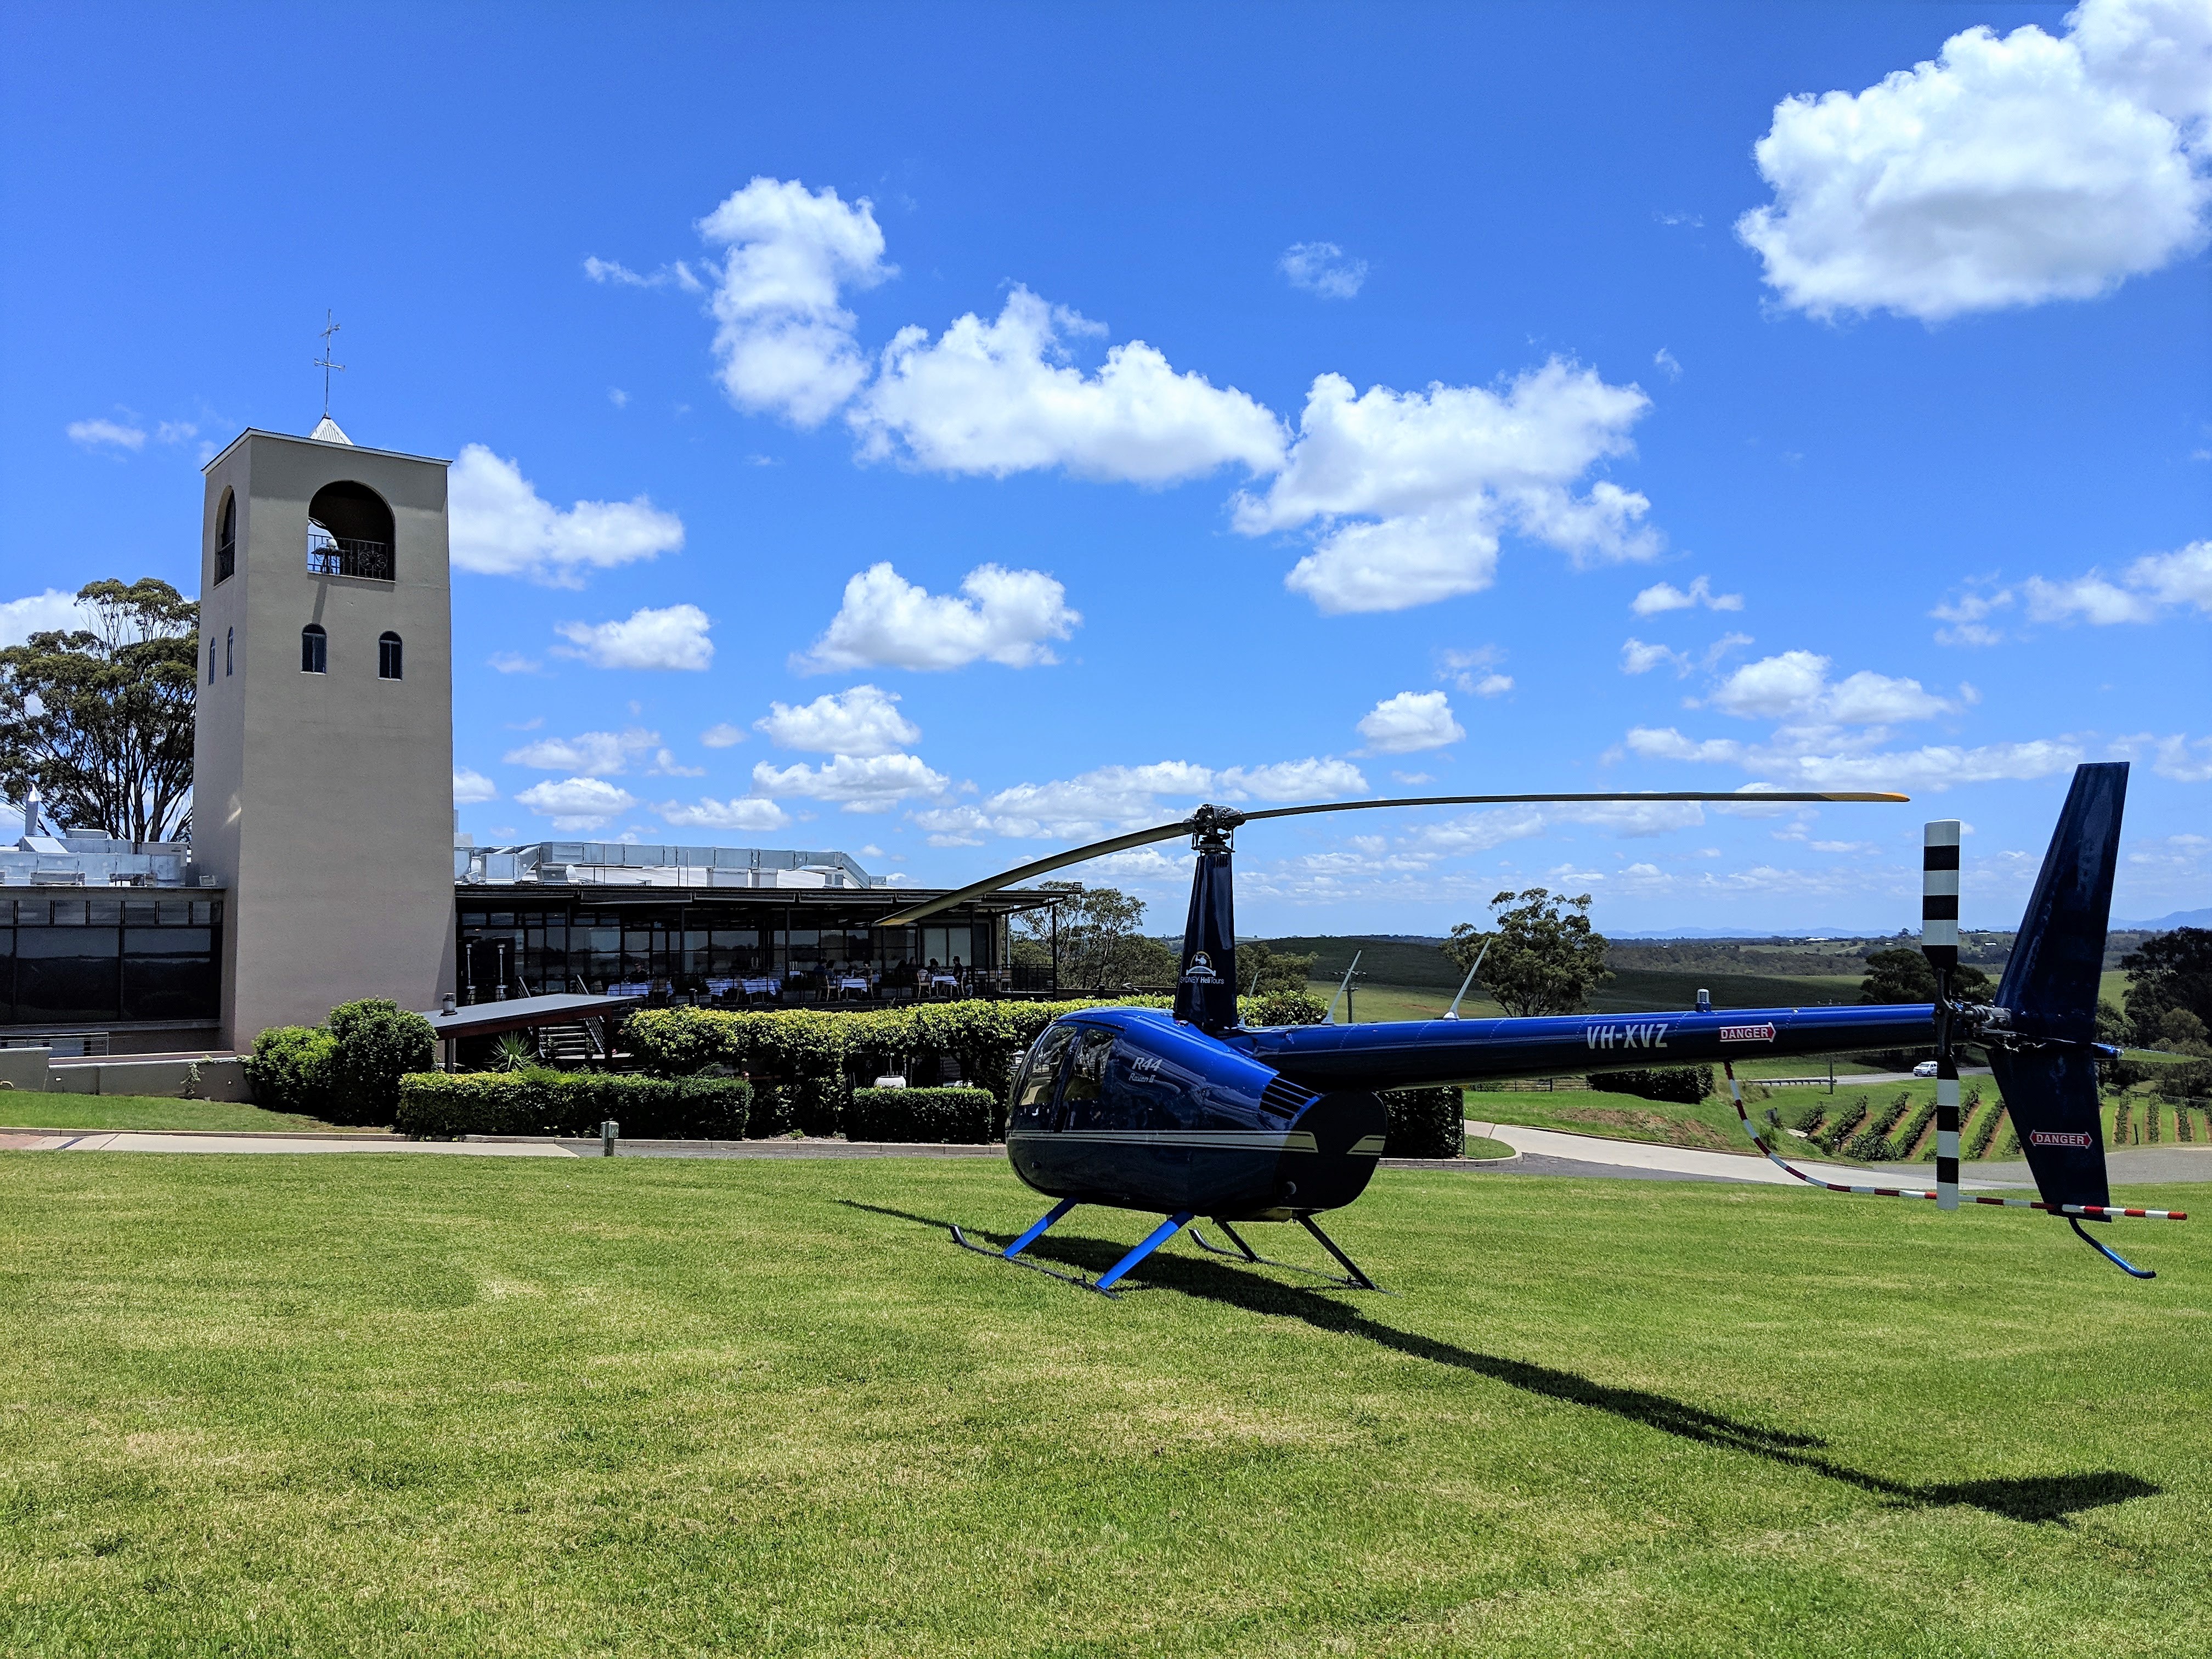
[1718,1023,1777,1044]
[2028,1130,2095,1149]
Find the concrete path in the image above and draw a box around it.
[2,1131,579,1157]
[1464,1120,2012,1189]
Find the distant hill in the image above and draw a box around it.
[2112,909,2211,932]
[1250,933,1866,1014]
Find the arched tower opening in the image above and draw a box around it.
[306,480,395,579]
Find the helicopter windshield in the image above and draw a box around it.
[1057,1028,1116,1129]
[1011,1024,1076,1124]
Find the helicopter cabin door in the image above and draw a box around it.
[1054,1027,1116,1132]
[1008,1024,1078,1134]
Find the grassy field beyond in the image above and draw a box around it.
[0,1092,326,1133]
[1,1154,2206,1656]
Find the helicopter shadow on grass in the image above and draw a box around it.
[838,1200,2158,1527]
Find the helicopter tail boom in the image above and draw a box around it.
[1242,1000,1936,1093]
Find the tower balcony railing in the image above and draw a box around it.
[215,539,236,584]
[306,531,393,580]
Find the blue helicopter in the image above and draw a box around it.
[882,763,2179,1294]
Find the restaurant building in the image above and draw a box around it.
[0,417,1056,1058]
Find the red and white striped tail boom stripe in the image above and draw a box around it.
[1724,1069,2186,1222]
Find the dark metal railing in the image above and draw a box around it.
[215,539,235,583]
[306,531,393,579]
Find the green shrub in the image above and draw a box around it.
[396,1070,751,1139]
[1778,1094,1827,1133]
[1844,1091,1914,1160]
[623,997,1177,1136]
[1888,1094,1938,1161]
[243,1025,335,1116]
[1243,990,1329,1027]
[1966,1098,2006,1159]
[1813,1094,1869,1154]
[1382,1087,1465,1159]
[2155,1059,2212,1102]
[323,999,437,1126]
[1590,1065,1713,1105]
[844,1086,995,1143]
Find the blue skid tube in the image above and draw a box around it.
[955,1200,1194,1296]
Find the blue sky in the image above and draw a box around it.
[4,1,2207,936]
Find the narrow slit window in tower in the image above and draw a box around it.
[225,628,233,676]
[301,624,328,674]
[378,631,403,680]
[214,490,236,585]
[207,638,216,685]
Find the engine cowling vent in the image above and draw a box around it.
[1260,1075,1320,1118]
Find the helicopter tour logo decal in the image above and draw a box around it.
[1182,951,1222,984]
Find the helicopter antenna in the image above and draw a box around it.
[1443,938,1491,1020]
[1324,951,1362,1025]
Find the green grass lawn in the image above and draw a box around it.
[1464,1086,1754,1152]
[2,1153,2207,1656]
[0,1092,329,1133]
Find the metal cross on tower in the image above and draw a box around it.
[314,311,345,417]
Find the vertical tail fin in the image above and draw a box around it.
[1988,762,2128,1215]
[1175,850,1238,1032]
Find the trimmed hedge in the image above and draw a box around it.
[1590,1065,1714,1105]
[1383,1087,1465,1159]
[242,998,436,1125]
[843,1086,996,1143]
[243,1025,336,1117]
[397,1070,751,1139]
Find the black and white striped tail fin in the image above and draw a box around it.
[1923,820,1962,1212]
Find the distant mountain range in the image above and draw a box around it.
[2111,909,2211,932]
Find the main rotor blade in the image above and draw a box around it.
[1240,789,1906,825]
[874,788,1909,927]
[874,820,1194,926]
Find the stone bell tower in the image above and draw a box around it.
[194,420,456,1048]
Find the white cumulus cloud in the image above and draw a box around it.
[515,776,639,831]
[754,684,919,755]
[911,756,1364,844]
[583,255,704,292]
[797,562,1078,673]
[1280,241,1370,298]
[1706,651,1951,724]
[697,177,894,427]
[0,589,98,647]
[1357,690,1466,754]
[66,418,146,450]
[850,287,1285,484]
[503,727,661,774]
[751,753,952,812]
[448,445,685,587]
[657,795,791,831]
[553,604,714,671]
[1234,358,1656,614]
[701,723,746,748]
[452,768,499,804]
[1738,0,2212,321]
[2027,539,2212,623]
[1632,574,1743,615]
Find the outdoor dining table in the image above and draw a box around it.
[738,977,782,997]
[836,977,872,996]
[607,981,651,998]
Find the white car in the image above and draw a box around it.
[1912,1060,1940,1077]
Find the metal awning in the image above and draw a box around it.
[415,991,642,1042]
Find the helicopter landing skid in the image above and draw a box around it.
[950,1201,1194,1299]
[1188,1215,1387,1293]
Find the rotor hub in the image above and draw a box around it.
[1188,802,1246,853]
